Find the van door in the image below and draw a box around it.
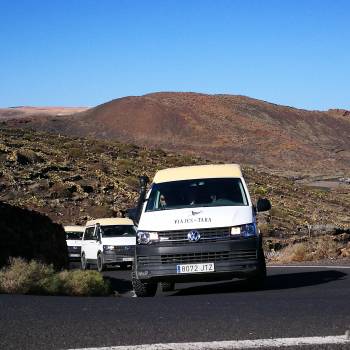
[82,226,97,261]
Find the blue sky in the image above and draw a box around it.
[0,0,349,110]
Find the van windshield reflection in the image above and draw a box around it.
[100,225,136,237]
[66,231,83,240]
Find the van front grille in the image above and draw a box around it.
[158,227,231,244]
[113,245,135,257]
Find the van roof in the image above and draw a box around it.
[85,218,134,227]
[153,164,242,184]
[64,225,85,232]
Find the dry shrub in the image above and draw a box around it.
[0,258,110,296]
[273,238,341,263]
[340,244,350,258]
[59,270,110,296]
[0,258,56,294]
[254,185,269,196]
[309,238,339,260]
[276,243,309,263]
[16,149,44,165]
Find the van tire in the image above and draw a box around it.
[161,281,175,292]
[247,248,266,290]
[81,253,89,270]
[132,271,157,297]
[97,253,106,272]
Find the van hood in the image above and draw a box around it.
[138,206,253,231]
[100,237,136,246]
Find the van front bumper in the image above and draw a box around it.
[68,246,81,261]
[103,245,135,264]
[135,238,260,283]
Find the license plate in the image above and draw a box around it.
[176,263,215,274]
[69,253,80,257]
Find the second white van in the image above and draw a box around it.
[64,225,84,261]
[81,218,136,272]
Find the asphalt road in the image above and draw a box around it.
[0,265,350,350]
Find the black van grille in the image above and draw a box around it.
[113,245,135,257]
[158,227,231,244]
[137,249,256,266]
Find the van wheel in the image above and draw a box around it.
[132,271,157,297]
[97,253,106,272]
[81,253,89,270]
[161,281,175,292]
[247,249,266,290]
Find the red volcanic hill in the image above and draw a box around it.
[3,92,350,174]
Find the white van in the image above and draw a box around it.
[131,164,271,297]
[64,225,85,261]
[81,218,136,272]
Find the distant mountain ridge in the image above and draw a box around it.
[0,106,88,120]
[2,92,350,175]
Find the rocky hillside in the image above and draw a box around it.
[3,92,350,176]
[0,127,349,260]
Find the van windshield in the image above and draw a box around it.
[100,225,136,237]
[146,178,248,212]
[66,231,83,240]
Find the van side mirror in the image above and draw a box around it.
[139,175,150,187]
[133,175,150,224]
[95,223,101,241]
[126,207,137,222]
[256,198,271,212]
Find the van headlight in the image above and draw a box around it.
[231,224,257,237]
[137,231,159,244]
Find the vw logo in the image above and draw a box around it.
[187,230,201,242]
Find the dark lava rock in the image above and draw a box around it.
[50,182,77,199]
[0,201,68,269]
[77,179,94,193]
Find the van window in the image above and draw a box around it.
[100,225,136,237]
[66,231,83,240]
[146,178,248,212]
[84,227,95,240]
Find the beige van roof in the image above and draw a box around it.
[153,164,242,184]
[85,218,134,227]
[64,225,85,232]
